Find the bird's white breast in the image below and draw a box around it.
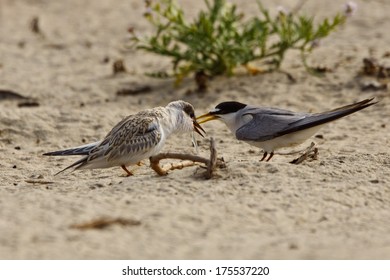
[247,125,324,152]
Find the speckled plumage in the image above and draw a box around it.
[44,100,204,175]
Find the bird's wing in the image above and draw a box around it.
[87,114,162,163]
[236,107,306,141]
[48,115,162,175]
[236,98,376,142]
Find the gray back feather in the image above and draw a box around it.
[236,98,376,142]
[236,107,305,141]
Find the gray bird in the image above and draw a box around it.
[197,98,377,161]
[44,100,205,175]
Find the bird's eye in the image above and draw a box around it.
[190,112,195,118]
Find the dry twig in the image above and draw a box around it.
[149,137,222,178]
[70,218,141,230]
[289,142,319,164]
[25,179,54,185]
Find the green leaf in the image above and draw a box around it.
[132,0,348,82]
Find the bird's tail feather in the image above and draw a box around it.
[309,97,377,125]
[43,141,100,175]
[43,141,100,156]
[280,98,377,136]
[325,97,376,114]
[53,157,88,176]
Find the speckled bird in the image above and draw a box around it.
[44,100,205,175]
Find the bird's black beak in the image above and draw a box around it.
[193,119,206,137]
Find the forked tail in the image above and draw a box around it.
[43,141,100,175]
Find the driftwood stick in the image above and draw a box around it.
[290,142,319,164]
[165,161,200,172]
[149,137,220,178]
[206,137,218,179]
[150,153,209,165]
[150,152,209,176]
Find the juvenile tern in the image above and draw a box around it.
[44,100,205,175]
[197,98,376,161]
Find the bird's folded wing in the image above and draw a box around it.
[236,109,305,142]
[87,116,162,162]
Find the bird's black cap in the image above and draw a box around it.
[213,101,247,114]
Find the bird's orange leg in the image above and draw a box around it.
[121,165,133,176]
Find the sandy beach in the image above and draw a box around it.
[1,0,390,259]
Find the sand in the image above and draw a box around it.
[1,0,390,259]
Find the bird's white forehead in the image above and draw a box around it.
[210,108,221,113]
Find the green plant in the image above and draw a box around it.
[131,0,354,89]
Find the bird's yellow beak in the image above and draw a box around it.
[196,112,220,124]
